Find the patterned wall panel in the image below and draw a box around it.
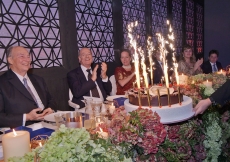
[75,0,114,63]
[151,0,167,45]
[122,0,146,50]
[196,4,203,54]
[172,0,183,56]
[186,0,194,49]
[0,0,62,71]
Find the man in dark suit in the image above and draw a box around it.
[0,46,56,128]
[67,48,112,108]
[194,79,230,116]
[202,49,223,74]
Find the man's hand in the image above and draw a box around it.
[193,98,212,116]
[41,108,54,116]
[26,108,44,121]
[101,62,108,79]
[91,64,99,81]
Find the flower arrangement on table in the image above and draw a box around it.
[182,73,230,162]
[9,125,131,162]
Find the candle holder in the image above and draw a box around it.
[31,135,49,149]
[137,89,142,108]
[157,89,162,108]
[178,86,181,105]
[146,88,151,108]
[167,88,171,107]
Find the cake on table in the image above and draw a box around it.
[124,86,194,124]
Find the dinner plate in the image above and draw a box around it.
[106,95,126,101]
[44,111,74,122]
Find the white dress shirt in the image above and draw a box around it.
[13,71,45,126]
[81,65,108,100]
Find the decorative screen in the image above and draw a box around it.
[0,0,62,71]
[172,0,183,56]
[186,0,194,49]
[196,4,203,54]
[122,0,146,50]
[75,0,114,63]
[151,0,167,45]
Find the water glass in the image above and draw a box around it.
[91,101,103,116]
[54,113,65,128]
[64,112,83,128]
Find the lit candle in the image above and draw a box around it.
[157,89,162,108]
[146,88,151,108]
[97,128,108,139]
[167,88,171,107]
[3,130,31,162]
[217,69,226,76]
[178,87,181,105]
[178,73,188,85]
[109,103,116,114]
[138,89,142,108]
[95,117,104,127]
[203,80,212,88]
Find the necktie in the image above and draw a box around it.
[213,64,218,72]
[23,78,38,105]
[86,69,100,98]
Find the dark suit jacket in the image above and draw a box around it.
[211,79,230,106]
[0,69,56,128]
[202,61,222,74]
[67,66,112,108]
[153,59,164,84]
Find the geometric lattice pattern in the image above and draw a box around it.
[196,4,203,54]
[0,0,62,71]
[172,0,183,56]
[151,0,167,45]
[75,0,114,63]
[122,0,146,51]
[186,0,195,50]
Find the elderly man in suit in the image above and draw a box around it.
[0,46,56,128]
[202,49,223,74]
[67,48,112,108]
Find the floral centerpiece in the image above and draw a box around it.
[9,125,131,162]
[109,107,167,161]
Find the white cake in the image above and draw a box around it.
[124,95,194,124]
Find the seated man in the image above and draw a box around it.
[0,46,56,128]
[67,48,112,108]
[202,49,222,74]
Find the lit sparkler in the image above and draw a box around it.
[138,47,148,88]
[147,37,154,86]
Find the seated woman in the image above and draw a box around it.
[178,44,203,76]
[115,49,135,95]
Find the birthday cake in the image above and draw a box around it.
[125,86,194,124]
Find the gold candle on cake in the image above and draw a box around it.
[138,89,142,108]
[146,88,151,108]
[167,88,171,107]
[157,89,162,108]
[178,86,181,105]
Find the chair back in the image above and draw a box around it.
[109,75,117,95]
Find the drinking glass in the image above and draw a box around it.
[54,113,65,128]
[64,112,82,128]
[90,100,103,117]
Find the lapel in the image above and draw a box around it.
[7,69,34,102]
[77,67,87,83]
[28,74,45,105]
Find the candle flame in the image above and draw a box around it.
[128,21,140,88]
[99,127,103,132]
[206,80,208,83]
[139,47,149,88]
[221,69,222,72]
[156,33,169,88]
[39,142,42,147]
[13,129,17,136]
[147,37,154,86]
